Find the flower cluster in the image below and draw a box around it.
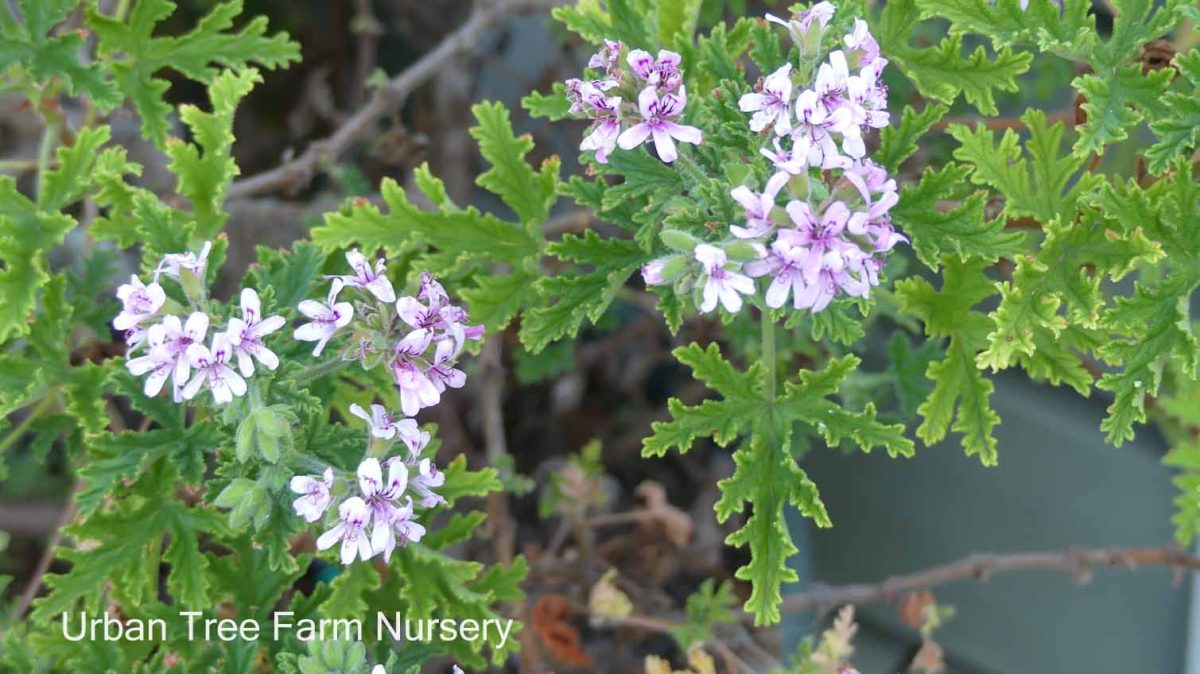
[117,242,286,403]
[291,402,447,564]
[294,254,483,416]
[289,260,481,565]
[565,42,702,163]
[642,3,905,314]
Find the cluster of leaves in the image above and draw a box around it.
[0,1,525,671]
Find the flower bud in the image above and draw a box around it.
[724,242,763,262]
[660,229,700,253]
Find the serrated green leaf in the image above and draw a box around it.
[1146,50,1200,174]
[88,0,299,144]
[949,109,1102,223]
[877,104,948,173]
[469,101,559,227]
[891,163,1025,269]
[166,68,261,238]
[1073,66,1172,158]
[897,258,1000,464]
[878,0,1030,115]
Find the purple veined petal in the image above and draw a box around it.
[326,278,347,304]
[235,348,255,378]
[365,276,396,303]
[253,314,287,337]
[394,296,427,328]
[227,317,249,346]
[358,458,384,498]
[617,123,652,151]
[332,302,354,329]
[180,370,207,401]
[221,365,247,397]
[316,523,345,550]
[823,201,852,232]
[666,122,702,145]
[765,276,792,309]
[240,287,261,323]
[786,200,818,230]
[293,321,333,343]
[651,129,678,163]
[636,85,659,118]
[730,185,761,212]
[183,312,210,341]
[185,342,212,368]
[627,48,654,78]
[255,346,280,371]
[738,92,766,113]
[297,299,328,319]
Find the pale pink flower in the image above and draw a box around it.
[337,249,396,302]
[617,86,702,163]
[294,279,354,356]
[227,288,285,377]
[113,275,165,332]
[156,241,211,280]
[290,468,334,523]
[182,333,246,404]
[349,403,419,440]
[730,171,790,239]
[393,359,439,417]
[317,496,374,564]
[126,345,176,397]
[739,63,793,135]
[409,458,446,508]
[626,49,682,89]
[694,244,756,313]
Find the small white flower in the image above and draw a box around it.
[392,359,439,417]
[113,275,166,332]
[316,496,374,564]
[739,63,793,135]
[359,457,409,562]
[294,279,354,356]
[349,403,419,440]
[694,244,756,314]
[182,333,247,404]
[338,249,396,303]
[290,468,334,523]
[156,241,212,280]
[150,312,210,387]
[409,458,446,508]
[126,345,176,397]
[227,288,286,377]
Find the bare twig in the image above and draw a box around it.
[12,484,78,620]
[480,335,516,564]
[227,0,567,199]
[780,545,1200,615]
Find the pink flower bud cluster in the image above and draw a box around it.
[642,5,906,315]
[118,242,286,404]
[293,254,483,417]
[565,43,702,164]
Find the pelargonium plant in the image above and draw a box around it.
[2,0,1199,671]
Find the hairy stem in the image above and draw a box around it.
[0,394,57,456]
[761,310,776,402]
[294,356,351,382]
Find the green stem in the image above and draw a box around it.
[295,356,351,382]
[675,150,708,187]
[114,0,132,21]
[762,309,777,402]
[0,395,57,455]
[34,117,62,205]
